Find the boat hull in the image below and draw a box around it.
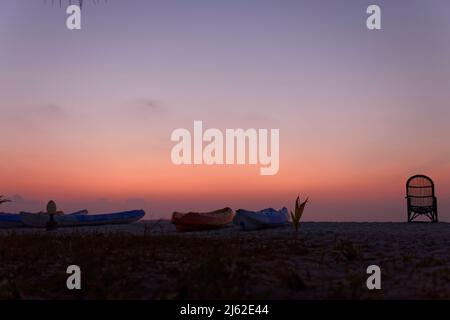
[20,210,145,228]
[172,208,234,232]
[0,210,88,229]
[0,213,23,229]
[234,208,289,230]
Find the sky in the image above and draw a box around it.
[0,0,449,221]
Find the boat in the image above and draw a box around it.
[0,213,25,229]
[0,210,88,229]
[19,209,145,228]
[233,207,290,230]
[21,209,88,216]
[171,207,234,232]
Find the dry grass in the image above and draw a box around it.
[1,222,450,300]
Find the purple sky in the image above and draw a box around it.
[0,0,449,221]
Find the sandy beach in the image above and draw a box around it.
[1,221,450,300]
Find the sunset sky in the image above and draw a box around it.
[1,0,449,221]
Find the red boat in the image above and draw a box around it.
[171,207,234,232]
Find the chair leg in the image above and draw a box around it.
[433,200,438,223]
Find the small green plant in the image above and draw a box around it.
[0,195,11,205]
[290,196,308,232]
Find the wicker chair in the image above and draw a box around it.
[406,175,438,223]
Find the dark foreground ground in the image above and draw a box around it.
[1,222,450,299]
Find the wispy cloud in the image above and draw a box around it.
[0,104,74,138]
[132,99,167,117]
[3,103,68,123]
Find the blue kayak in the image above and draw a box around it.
[20,210,145,228]
[0,213,23,229]
[0,210,88,229]
[233,207,290,230]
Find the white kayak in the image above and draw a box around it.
[20,209,145,228]
[233,207,290,230]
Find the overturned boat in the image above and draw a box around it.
[172,207,234,232]
[0,212,25,229]
[0,210,87,229]
[19,209,145,228]
[233,207,289,230]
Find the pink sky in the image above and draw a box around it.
[0,1,449,221]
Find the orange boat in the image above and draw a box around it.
[171,207,235,232]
